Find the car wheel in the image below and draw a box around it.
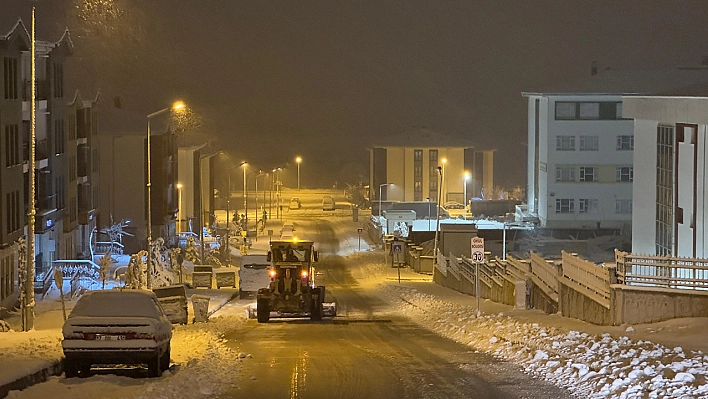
[256,297,270,323]
[148,350,162,377]
[160,344,171,372]
[64,358,78,378]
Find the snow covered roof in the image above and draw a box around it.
[371,126,479,148]
[523,68,708,97]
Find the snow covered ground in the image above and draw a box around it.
[377,283,708,399]
[2,215,708,398]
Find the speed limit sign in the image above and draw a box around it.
[471,237,485,263]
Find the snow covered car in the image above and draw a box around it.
[62,290,173,378]
[238,255,272,299]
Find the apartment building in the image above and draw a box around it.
[623,96,708,257]
[0,21,83,310]
[523,68,708,231]
[369,127,494,205]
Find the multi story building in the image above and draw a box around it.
[96,105,179,254]
[1,21,81,310]
[0,21,29,311]
[368,127,494,206]
[523,68,708,231]
[624,95,708,257]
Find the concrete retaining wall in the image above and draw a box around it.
[612,285,708,325]
[559,278,612,325]
[528,280,558,314]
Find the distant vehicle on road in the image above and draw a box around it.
[281,222,295,239]
[443,201,465,210]
[62,290,173,378]
[239,255,272,299]
[322,195,335,211]
[289,197,301,210]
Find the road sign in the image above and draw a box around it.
[391,242,404,254]
[471,237,485,263]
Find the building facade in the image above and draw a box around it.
[523,93,634,229]
[369,128,494,206]
[623,96,708,257]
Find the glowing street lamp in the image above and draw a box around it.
[295,156,302,190]
[146,100,186,289]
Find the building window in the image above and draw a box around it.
[556,135,576,151]
[5,124,19,167]
[579,135,599,151]
[555,166,575,182]
[555,102,576,119]
[615,102,623,119]
[56,177,65,210]
[69,155,76,182]
[54,119,66,155]
[617,135,634,151]
[579,167,597,182]
[579,102,600,119]
[555,199,575,213]
[579,199,598,214]
[429,150,438,200]
[3,57,18,100]
[5,190,19,234]
[656,125,674,256]
[616,166,633,182]
[414,149,423,161]
[53,62,64,98]
[615,199,632,214]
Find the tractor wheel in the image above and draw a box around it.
[257,297,270,323]
[310,288,323,321]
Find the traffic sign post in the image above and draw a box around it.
[471,237,485,317]
[391,239,404,284]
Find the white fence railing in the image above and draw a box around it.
[615,250,708,290]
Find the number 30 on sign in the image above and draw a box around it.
[471,237,485,263]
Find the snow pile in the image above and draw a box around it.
[5,315,250,399]
[378,284,708,399]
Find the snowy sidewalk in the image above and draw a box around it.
[0,288,239,398]
[376,279,708,398]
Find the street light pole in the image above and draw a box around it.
[433,167,443,258]
[378,183,392,220]
[463,171,470,215]
[176,183,183,232]
[242,162,248,228]
[146,101,185,289]
[296,156,302,190]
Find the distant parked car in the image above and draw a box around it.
[62,290,173,378]
[289,197,301,210]
[322,195,335,211]
[443,201,465,210]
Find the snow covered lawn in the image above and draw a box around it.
[378,284,708,399]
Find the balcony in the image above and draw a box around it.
[23,80,49,101]
[23,139,49,163]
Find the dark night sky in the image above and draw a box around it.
[3,0,708,188]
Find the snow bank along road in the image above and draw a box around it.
[6,217,708,398]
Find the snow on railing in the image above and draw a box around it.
[561,251,611,309]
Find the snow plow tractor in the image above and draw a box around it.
[256,240,327,323]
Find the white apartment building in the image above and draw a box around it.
[523,92,634,229]
[623,96,708,257]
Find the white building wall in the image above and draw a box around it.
[527,94,634,229]
[624,96,708,257]
[631,119,658,255]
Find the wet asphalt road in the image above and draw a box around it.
[221,219,572,399]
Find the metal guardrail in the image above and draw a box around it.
[615,250,708,290]
[94,241,124,255]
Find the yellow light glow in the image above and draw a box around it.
[293,237,298,243]
[296,156,302,164]
[441,158,447,164]
[176,183,183,189]
[172,101,186,111]
[464,171,470,180]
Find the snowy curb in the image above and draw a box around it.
[0,360,61,399]
[378,284,708,399]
